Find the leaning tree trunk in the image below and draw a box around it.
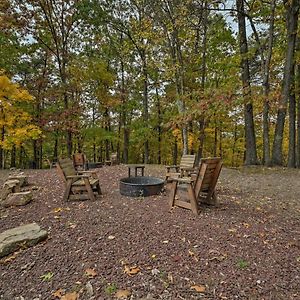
[236,0,258,165]
[272,0,299,165]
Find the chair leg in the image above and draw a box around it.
[169,181,178,208]
[96,182,102,195]
[84,178,96,201]
[187,184,199,215]
[64,180,73,201]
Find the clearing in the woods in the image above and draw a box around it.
[0,165,299,299]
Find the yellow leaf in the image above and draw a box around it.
[53,207,63,213]
[228,228,237,233]
[242,223,250,228]
[124,265,140,276]
[115,289,131,299]
[191,284,206,293]
[53,289,64,299]
[85,268,97,278]
[61,292,78,300]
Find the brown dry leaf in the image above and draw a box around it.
[124,265,140,276]
[53,288,64,298]
[53,207,63,213]
[115,289,131,299]
[85,268,97,278]
[188,249,199,261]
[242,223,250,228]
[228,228,237,233]
[191,284,206,293]
[61,292,78,300]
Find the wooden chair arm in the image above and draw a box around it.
[172,177,194,184]
[80,171,98,178]
[166,165,180,172]
[66,175,90,179]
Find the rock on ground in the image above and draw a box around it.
[0,223,48,258]
[0,191,33,208]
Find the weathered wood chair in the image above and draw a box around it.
[56,158,102,201]
[169,157,222,215]
[165,154,196,182]
[105,152,118,166]
[73,153,88,171]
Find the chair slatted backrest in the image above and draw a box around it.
[57,158,77,182]
[194,157,222,200]
[179,154,196,169]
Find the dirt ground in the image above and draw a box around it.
[0,165,299,300]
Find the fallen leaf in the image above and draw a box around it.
[167,272,174,284]
[53,207,63,213]
[228,228,237,233]
[115,289,131,299]
[61,292,78,300]
[108,235,115,240]
[85,268,97,278]
[242,223,250,228]
[53,289,64,298]
[162,240,169,244]
[191,284,206,293]
[124,265,140,276]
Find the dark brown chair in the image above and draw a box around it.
[56,158,101,201]
[169,157,222,215]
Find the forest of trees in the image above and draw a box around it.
[0,0,300,169]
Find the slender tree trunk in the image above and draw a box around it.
[288,85,296,167]
[11,145,16,168]
[236,0,258,165]
[0,125,4,169]
[272,0,299,165]
[155,85,162,164]
[297,55,300,167]
[262,0,276,166]
[173,137,178,165]
[142,55,149,163]
[53,134,58,162]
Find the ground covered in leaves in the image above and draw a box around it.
[0,165,299,300]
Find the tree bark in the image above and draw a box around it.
[272,0,299,165]
[236,0,258,165]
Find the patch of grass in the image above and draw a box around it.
[40,271,54,281]
[237,259,249,269]
[104,283,117,295]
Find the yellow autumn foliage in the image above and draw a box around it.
[0,72,42,149]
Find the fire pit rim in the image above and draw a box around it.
[119,176,164,197]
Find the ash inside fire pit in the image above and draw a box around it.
[119,176,164,197]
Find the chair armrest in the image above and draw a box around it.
[80,170,98,178]
[166,165,180,172]
[171,177,194,184]
[66,175,90,179]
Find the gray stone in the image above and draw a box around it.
[1,191,33,208]
[0,223,48,258]
[3,179,21,192]
[8,175,28,187]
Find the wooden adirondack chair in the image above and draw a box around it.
[56,158,102,201]
[165,154,196,182]
[169,157,222,215]
[73,153,88,171]
[105,152,118,166]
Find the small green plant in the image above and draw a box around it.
[237,259,249,269]
[105,283,117,295]
[40,271,54,281]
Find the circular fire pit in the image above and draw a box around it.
[119,176,164,197]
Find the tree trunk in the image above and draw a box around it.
[11,145,16,168]
[142,55,149,163]
[0,125,4,169]
[236,0,258,165]
[262,0,276,166]
[155,85,162,164]
[272,0,299,165]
